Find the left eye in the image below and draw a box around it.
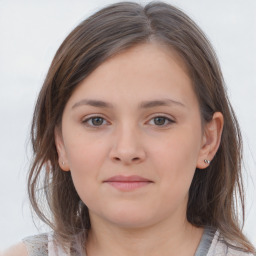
[148,116,174,126]
[83,117,107,127]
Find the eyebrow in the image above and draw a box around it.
[72,99,113,109]
[139,99,185,108]
[72,98,185,109]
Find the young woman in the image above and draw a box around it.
[4,1,255,255]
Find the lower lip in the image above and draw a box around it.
[105,181,152,191]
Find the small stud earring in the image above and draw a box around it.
[204,159,210,164]
[62,161,65,165]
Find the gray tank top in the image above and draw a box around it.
[22,227,253,256]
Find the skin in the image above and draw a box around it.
[55,43,223,256]
[2,242,27,256]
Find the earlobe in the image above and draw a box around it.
[196,112,224,169]
[54,127,70,171]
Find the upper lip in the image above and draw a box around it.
[104,175,153,182]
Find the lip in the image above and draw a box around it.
[103,175,153,191]
[104,175,152,182]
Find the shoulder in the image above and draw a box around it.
[3,233,49,256]
[208,230,254,256]
[22,233,48,256]
[2,242,28,256]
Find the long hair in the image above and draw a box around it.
[28,1,255,253]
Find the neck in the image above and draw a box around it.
[86,215,203,256]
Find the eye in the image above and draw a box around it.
[82,116,108,127]
[148,116,174,126]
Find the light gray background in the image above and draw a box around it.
[0,0,255,250]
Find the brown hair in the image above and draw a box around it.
[28,1,255,253]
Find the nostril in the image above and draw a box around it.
[112,156,141,163]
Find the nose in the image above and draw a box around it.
[109,124,146,165]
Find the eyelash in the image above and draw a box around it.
[82,115,175,128]
[148,116,175,126]
[82,116,108,127]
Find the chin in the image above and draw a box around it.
[105,208,157,229]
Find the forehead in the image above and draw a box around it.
[66,43,197,109]
[93,42,190,84]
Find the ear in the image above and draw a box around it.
[54,127,70,171]
[197,112,224,169]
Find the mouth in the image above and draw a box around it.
[103,175,153,192]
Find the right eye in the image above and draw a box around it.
[82,116,108,127]
[147,115,175,127]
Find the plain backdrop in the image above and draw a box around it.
[0,0,255,250]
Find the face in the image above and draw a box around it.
[55,43,208,229]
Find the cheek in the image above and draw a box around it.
[153,128,201,167]
[150,126,202,192]
[66,142,107,208]
[63,126,107,170]
[67,142,104,171]
[62,130,110,197]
